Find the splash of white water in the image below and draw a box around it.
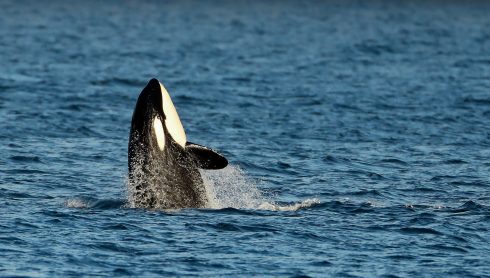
[67,165,319,212]
[202,165,269,209]
[65,198,89,208]
[202,165,320,211]
[257,198,321,211]
[121,163,320,211]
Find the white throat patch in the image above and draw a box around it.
[153,117,166,151]
[159,82,187,148]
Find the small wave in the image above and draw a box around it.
[221,76,253,83]
[0,73,42,83]
[463,96,490,105]
[90,77,144,87]
[351,189,382,197]
[256,198,321,212]
[379,158,408,166]
[445,200,487,214]
[400,227,443,236]
[65,198,89,208]
[10,155,42,163]
[0,188,33,199]
[355,40,396,55]
[64,198,125,209]
[430,175,458,181]
[61,103,92,111]
[4,168,46,174]
[443,159,467,165]
[427,244,468,253]
[203,222,279,233]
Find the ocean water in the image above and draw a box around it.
[1,0,490,276]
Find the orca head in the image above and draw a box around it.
[131,78,187,152]
[130,78,228,170]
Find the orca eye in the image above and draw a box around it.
[153,117,166,151]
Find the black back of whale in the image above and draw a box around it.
[128,78,227,209]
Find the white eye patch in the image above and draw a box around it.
[153,117,166,151]
[159,82,187,148]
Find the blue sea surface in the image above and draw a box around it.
[1,0,490,277]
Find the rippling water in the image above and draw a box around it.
[1,0,490,276]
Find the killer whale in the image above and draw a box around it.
[128,78,227,209]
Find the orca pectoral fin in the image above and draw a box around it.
[186,142,228,170]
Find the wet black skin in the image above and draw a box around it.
[128,79,227,209]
